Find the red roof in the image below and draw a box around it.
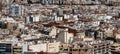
[68,28,77,36]
[64,22,74,24]
[56,26,77,36]
[48,22,60,26]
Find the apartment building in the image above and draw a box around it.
[9,3,25,17]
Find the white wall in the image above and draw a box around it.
[12,38,18,46]
[64,32,74,43]
[92,21,100,26]
[29,44,47,52]
[58,31,74,43]
[49,26,57,38]
[47,42,60,52]
[64,14,70,19]
[25,16,30,24]
[29,42,60,52]
[22,43,28,53]
[29,15,40,22]
[54,15,58,21]
[18,23,25,29]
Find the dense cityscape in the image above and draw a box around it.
[0,0,120,54]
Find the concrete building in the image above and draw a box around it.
[57,28,74,44]
[9,3,25,17]
[0,42,12,54]
[25,14,40,24]
[29,42,60,52]
[41,0,53,5]
[49,26,57,38]
[0,0,14,5]
[41,0,63,5]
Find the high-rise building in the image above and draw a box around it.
[41,0,64,5]
[58,0,63,5]
[41,0,53,5]
[9,3,25,17]
[0,42,12,54]
[49,0,54,4]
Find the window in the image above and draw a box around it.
[15,6,19,14]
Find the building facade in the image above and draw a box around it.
[9,3,25,17]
